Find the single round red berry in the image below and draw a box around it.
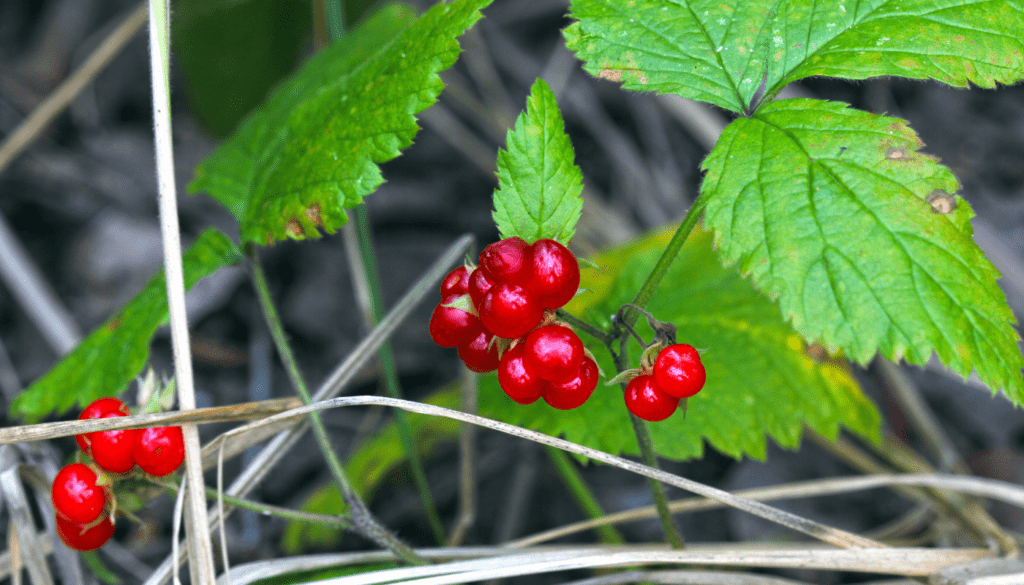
[526,239,580,309]
[542,356,598,410]
[467,268,495,309]
[497,344,543,404]
[457,330,500,373]
[478,283,543,339]
[624,375,679,422]
[134,427,185,476]
[76,397,129,453]
[523,325,584,383]
[429,298,484,348]
[56,513,114,551]
[479,237,531,284]
[440,266,471,298]
[653,344,706,399]
[84,412,140,473]
[52,463,106,524]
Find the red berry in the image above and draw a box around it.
[526,239,580,309]
[497,344,543,404]
[479,237,531,284]
[542,356,598,410]
[523,325,584,383]
[134,427,185,476]
[56,513,114,551]
[52,463,106,524]
[457,330,500,373]
[478,283,543,339]
[653,344,706,399]
[76,397,129,453]
[429,298,484,348]
[467,268,495,309]
[624,375,679,422]
[440,266,471,298]
[84,412,140,474]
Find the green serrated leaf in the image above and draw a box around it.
[189,0,492,245]
[10,229,241,423]
[282,388,460,553]
[564,0,1024,114]
[481,225,880,461]
[701,98,1024,404]
[493,79,584,244]
[173,0,311,137]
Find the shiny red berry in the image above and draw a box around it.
[624,375,679,422]
[56,513,114,551]
[76,397,129,452]
[653,344,706,399]
[457,330,500,373]
[497,344,543,404]
[542,356,598,410]
[523,325,584,383]
[526,239,580,309]
[134,427,185,476]
[478,283,543,339]
[467,268,495,309]
[52,463,106,524]
[479,237,531,284]
[429,297,484,348]
[440,266,471,298]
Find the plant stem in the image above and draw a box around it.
[324,0,346,40]
[625,195,708,326]
[543,446,625,545]
[246,245,426,565]
[555,309,612,345]
[352,206,447,545]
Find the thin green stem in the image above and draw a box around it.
[555,309,612,346]
[543,446,625,545]
[353,206,447,545]
[625,195,708,326]
[324,0,346,40]
[247,245,426,565]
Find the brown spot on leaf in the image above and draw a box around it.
[305,203,322,226]
[926,190,956,214]
[107,314,123,331]
[599,69,623,82]
[886,147,909,160]
[285,217,303,237]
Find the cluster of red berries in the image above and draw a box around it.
[624,344,706,422]
[51,397,185,551]
[430,237,598,409]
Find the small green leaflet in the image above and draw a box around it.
[283,388,460,553]
[480,226,880,461]
[564,0,1024,114]
[493,79,584,244]
[189,0,492,245]
[10,229,241,423]
[702,99,1024,404]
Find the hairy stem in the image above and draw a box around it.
[247,245,426,565]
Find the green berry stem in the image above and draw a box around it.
[543,446,625,545]
[554,309,612,345]
[247,245,426,566]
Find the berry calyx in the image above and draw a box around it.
[56,513,114,551]
[477,283,543,339]
[523,324,584,383]
[624,375,679,422]
[457,330,500,373]
[497,344,543,404]
[440,266,471,298]
[478,237,531,284]
[542,356,598,410]
[134,426,185,477]
[653,344,706,399]
[429,297,484,348]
[52,463,106,524]
[526,239,580,309]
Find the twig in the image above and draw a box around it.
[446,365,478,546]
[147,0,213,580]
[544,445,625,545]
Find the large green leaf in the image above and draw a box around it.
[11,229,241,423]
[563,0,1024,114]
[481,226,880,461]
[493,79,584,244]
[701,98,1024,404]
[173,0,310,137]
[189,0,492,245]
